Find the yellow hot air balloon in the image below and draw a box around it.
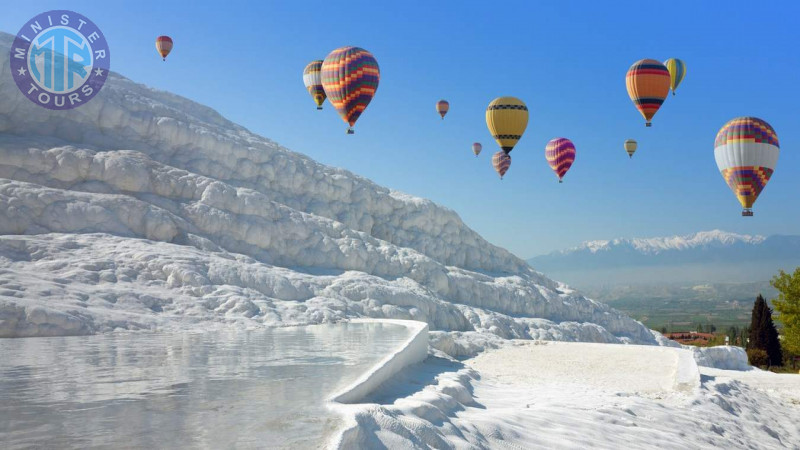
[486,97,529,155]
[624,139,637,158]
[664,58,686,96]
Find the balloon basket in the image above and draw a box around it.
[558,179,563,183]
[317,107,323,110]
[346,128,354,135]
[742,209,754,217]
[645,122,652,127]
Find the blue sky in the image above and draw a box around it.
[3,1,798,258]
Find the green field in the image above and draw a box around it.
[582,281,778,332]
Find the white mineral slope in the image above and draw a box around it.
[337,341,800,449]
[0,31,653,346]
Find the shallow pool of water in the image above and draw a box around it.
[0,322,411,449]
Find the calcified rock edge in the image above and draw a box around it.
[0,33,654,351]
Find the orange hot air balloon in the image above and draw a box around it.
[625,59,671,127]
[156,36,173,61]
[436,100,449,119]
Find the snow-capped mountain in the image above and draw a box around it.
[527,230,800,286]
[0,32,655,348]
[561,230,766,255]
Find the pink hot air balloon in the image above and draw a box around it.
[492,151,511,179]
[436,100,450,119]
[545,137,576,183]
[472,142,482,157]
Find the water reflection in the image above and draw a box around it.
[0,322,409,449]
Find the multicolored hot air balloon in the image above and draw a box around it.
[545,138,576,183]
[436,100,449,119]
[472,142,482,157]
[486,97,528,155]
[664,58,686,96]
[321,46,380,134]
[155,36,173,61]
[714,117,779,216]
[625,59,671,127]
[624,139,638,158]
[492,151,511,179]
[303,60,326,110]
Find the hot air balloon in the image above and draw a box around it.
[472,142,482,157]
[303,60,326,110]
[545,138,576,183]
[321,46,380,134]
[714,117,779,216]
[664,58,686,96]
[624,139,638,158]
[492,151,511,179]
[437,100,449,119]
[625,59,670,127]
[155,36,173,61]
[486,97,529,155]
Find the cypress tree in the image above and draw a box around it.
[760,296,783,366]
[748,296,765,350]
[748,294,783,366]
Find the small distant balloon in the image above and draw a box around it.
[155,36,173,61]
[545,137,576,183]
[624,139,638,158]
[436,100,449,119]
[303,60,326,110]
[664,58,686,96]
[714,117,779,217]
[321,46,380,134]
[472,142,482,157]
[625,59,670,127]
[492,151,511,179]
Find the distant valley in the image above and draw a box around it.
[528,230,800,330]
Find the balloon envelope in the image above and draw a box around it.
[714,117,779,216]
[486,97,528,154]
[624,139,638,158]
[155,36,173,61]
[625,59,670,126]
[437,100,449,119]
[303,60,326,109]
[321,47,380,133]
[664,58,686,95]
[492,151,511,179]
[545,137,576,182]
[472,142,482,156]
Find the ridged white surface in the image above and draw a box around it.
[0,32,654,347]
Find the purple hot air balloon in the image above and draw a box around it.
[492,151,511,179]
[545,137,576,183]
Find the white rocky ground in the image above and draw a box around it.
[0,30,653,348]
[338,341,800,449]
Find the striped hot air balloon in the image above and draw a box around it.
[625,59,671,127]
[472,142,482,157]
[714,117,779,216]
[545,138,576,183]
[486,97,529,155]
[624,139,638,158]
[492,151,511,179]
[303,60,326,110]
[155,36,173,61]
[664,58,686,96]
[321,46,380,134]
[437,100,449,119]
